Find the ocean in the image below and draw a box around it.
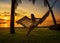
[0,20,60,27]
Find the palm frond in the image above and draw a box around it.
[17,0,22,4]
[44,0,48,6]
[29,0,35,5]
[32,0,35,4]
[29,0,31,1]
[15,0,22,9]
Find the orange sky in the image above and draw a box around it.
[0,0,60,27]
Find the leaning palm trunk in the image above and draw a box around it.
[44,0,57,25]
[10,0,16,34]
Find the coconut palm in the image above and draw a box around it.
[44,0,57,25]
[10,0,22,34]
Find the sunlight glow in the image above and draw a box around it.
[4,24,8,27]
[3,17,8,20]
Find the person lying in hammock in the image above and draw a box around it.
[26,12,49,36]
[26,14,36,36]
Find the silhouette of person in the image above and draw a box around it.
[31,14,35,23]
[26,14,36,36]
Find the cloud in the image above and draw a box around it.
[0,0,11,3]
[0,2,11,12]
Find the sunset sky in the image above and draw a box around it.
[0,0,60,17]
[0,0,60,27]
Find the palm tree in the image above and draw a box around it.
[10,0,22,34]
[44,0,57,25]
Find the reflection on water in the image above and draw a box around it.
[0,20,60,27]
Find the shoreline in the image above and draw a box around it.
[0,26,50,29]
